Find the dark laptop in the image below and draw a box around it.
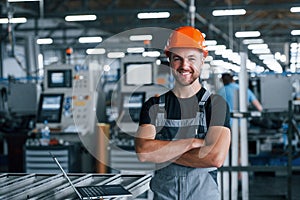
[50,152,132,200]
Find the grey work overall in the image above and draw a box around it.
[150,90,220,200]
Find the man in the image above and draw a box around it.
[135,26,231,199]
[218,73,263,112]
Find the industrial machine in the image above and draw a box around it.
[247,73,300,167]
[25,62,103,173]
[39,63,100,134]
[0,80,39,172]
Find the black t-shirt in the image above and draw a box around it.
[139,88,230,130]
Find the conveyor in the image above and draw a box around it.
[0,173,151,199]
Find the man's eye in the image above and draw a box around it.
[173,57,181,61]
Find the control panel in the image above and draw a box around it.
[40,63,100,134]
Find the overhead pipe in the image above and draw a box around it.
[173,0,238,49]
[189,0,195,27]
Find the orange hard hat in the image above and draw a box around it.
[164,26,208,57]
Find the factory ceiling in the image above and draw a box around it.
[1,0,300,71]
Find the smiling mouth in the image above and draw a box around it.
[181,72,191,76]
[178,69,192,75]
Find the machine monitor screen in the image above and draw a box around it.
[47,69,72,88]
[37,93,64,123]
[121,92,145,123]
[124,62,153,86]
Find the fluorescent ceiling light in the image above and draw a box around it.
[242,39,264,45]
[107,52,125,58]
[235,31,260,38]
[137,12,170,19]
[212,9,246,16]
[78,36,102,43]
[274,52,281,60]
[290,42,300,48]
[203,40,217,46]
[204,56,213,62]
[127,47,145,53]
[290,7,300,13]
[37,38,53,45]
[214,49,224,55]
[210,60,225,66]
[65,15,97,22]
[280,55,286,63]
[142,51,160,57]
[206,45,226,51]
[0,17,27,24]
[247,60,256,70]
[252,48,271,54]
[265,61,283,73]
[259,54,274,60]
[129,34,152,41]
[229,52,241,65]
[247,44,268,50]
[255,66,265,73]
[291,30,300,36]
[262,58,277,64]
[221,49,233,59]
[86,48,106,55]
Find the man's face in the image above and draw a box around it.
[169,48,204,86]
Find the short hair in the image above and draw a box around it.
[221,73,234,85]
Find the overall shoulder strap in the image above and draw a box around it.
[158,93,165,112]
[196,90,211,136]
[155,93,167,127]
[198,90,211,107]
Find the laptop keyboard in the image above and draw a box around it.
[78,186,104,197]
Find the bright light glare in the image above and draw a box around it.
[37,38,53,45]
[235,31,260,38]
[129,35,153,41]
[252,48,271,54]
[65,15,97,22]
[247,44,268,50]
[142,51,160,57]
[203,40,217,46]
[290,7,300,13]
[0,17,27,24]
[137,12,170,19]
[103,65,111,72]
[78,37,102,43]
[206,45,226,51]
[259,54,274,60]
[107,52,125,58]
[212,9,246,16]
[127,47,145,53]
[86,48,106,55]
[265,61,283,73]
[291,30,300,36]
[242,39,264,45]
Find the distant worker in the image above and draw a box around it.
[135,26,231,199]
[218,73,263,112]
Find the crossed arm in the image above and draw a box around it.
[135,124,231,168]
